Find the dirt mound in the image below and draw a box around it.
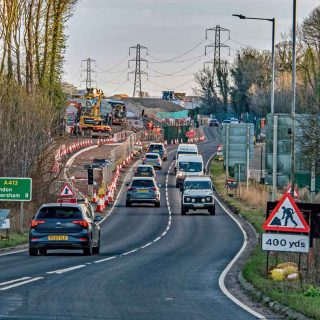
[123,98,184,117]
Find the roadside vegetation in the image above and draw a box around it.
[211,158,320,319]
[0,0,78,238]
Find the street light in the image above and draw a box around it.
[232,14,275,114]
[233,13,277,200]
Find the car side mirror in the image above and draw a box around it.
[94,215,102,222]
[203,169,206,174]
[157,184,162,188]
[212,185,215,191]
[173,156,176,160]
[125,182,129,186]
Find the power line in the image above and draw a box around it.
[149,37,206,54]
[147,38,206,63]
[96,55,129,73]
[128,44,148,97]
[148,54,204,64]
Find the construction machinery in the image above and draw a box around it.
[78,88,112,138]
[108,100,127,125]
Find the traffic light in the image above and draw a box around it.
[87,167,93,185]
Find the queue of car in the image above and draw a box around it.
[126,142,167,208]
[28,140,216,256]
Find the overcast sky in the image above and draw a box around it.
[63,0,317,97]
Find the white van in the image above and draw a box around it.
[174,144,198,172]
[175,154,204,188]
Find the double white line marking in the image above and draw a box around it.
[0,277,43,291]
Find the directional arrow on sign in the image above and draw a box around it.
[59,183,75,197]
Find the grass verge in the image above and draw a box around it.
[0,232,28,249]
[211,158,320,319]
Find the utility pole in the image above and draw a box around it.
[204,25,230,72]
[290,0,297,197]
[81,57,96,89]
[128,44,148,98]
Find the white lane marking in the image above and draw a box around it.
[0,277,31,287]
[0,277,43,291]
[95,160,175,260]
[0,249,28,257]
[139,242,152,249]
[215,199,266,319]
[197,146,266,319]
[94,256,116,264]
[99,158,141,224]
[121,248,139,256]
[46,264,86,275]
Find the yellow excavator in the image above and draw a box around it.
[79,88,112,138]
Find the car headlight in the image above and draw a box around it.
[191,198,195,203]
[201,198,205,202]
[206,197,212,202]
[185,197,190,202]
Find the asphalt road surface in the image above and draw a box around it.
[0,127,259,320]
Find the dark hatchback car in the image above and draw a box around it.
[29,203,101,256]
[147,143,167,161]
[134,164,156,178]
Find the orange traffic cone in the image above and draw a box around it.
[95,197,104,213]
[104,193,109,207]
[92,192,98,204]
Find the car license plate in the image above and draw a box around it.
[138,189,148,193]
[48,235,68,240]
[194,204,204,207]
[141,172,148,176]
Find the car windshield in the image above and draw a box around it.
[178,162,202,172]
[132,180,155,188]
[137,167,152,173]
[184,181,212,190]
[37,207,83,219]
[146,154,159,159]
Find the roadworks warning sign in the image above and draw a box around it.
[263,193,310,233]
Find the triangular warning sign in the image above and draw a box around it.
[263,193,310,233]
[59,183,75,197]
[286,185,299,198]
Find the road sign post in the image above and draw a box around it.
[262,193,310,274]
[0,178,32,234]
[262,233,309,253]
[0,178,32,201]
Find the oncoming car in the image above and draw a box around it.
[126,177,160,207]
[29,203,101,256]
[142,152,162,170]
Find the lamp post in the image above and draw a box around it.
[232,14,276,200]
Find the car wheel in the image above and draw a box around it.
[39,248,47,255]
[92,241,100,254]
[29,248,38,256]
[83,243,93,256]
[155,201,160,207]
[209,207,216,215]
[181,207,187,215]
[126,201,131,207]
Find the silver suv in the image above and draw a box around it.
[181,176,215,215]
